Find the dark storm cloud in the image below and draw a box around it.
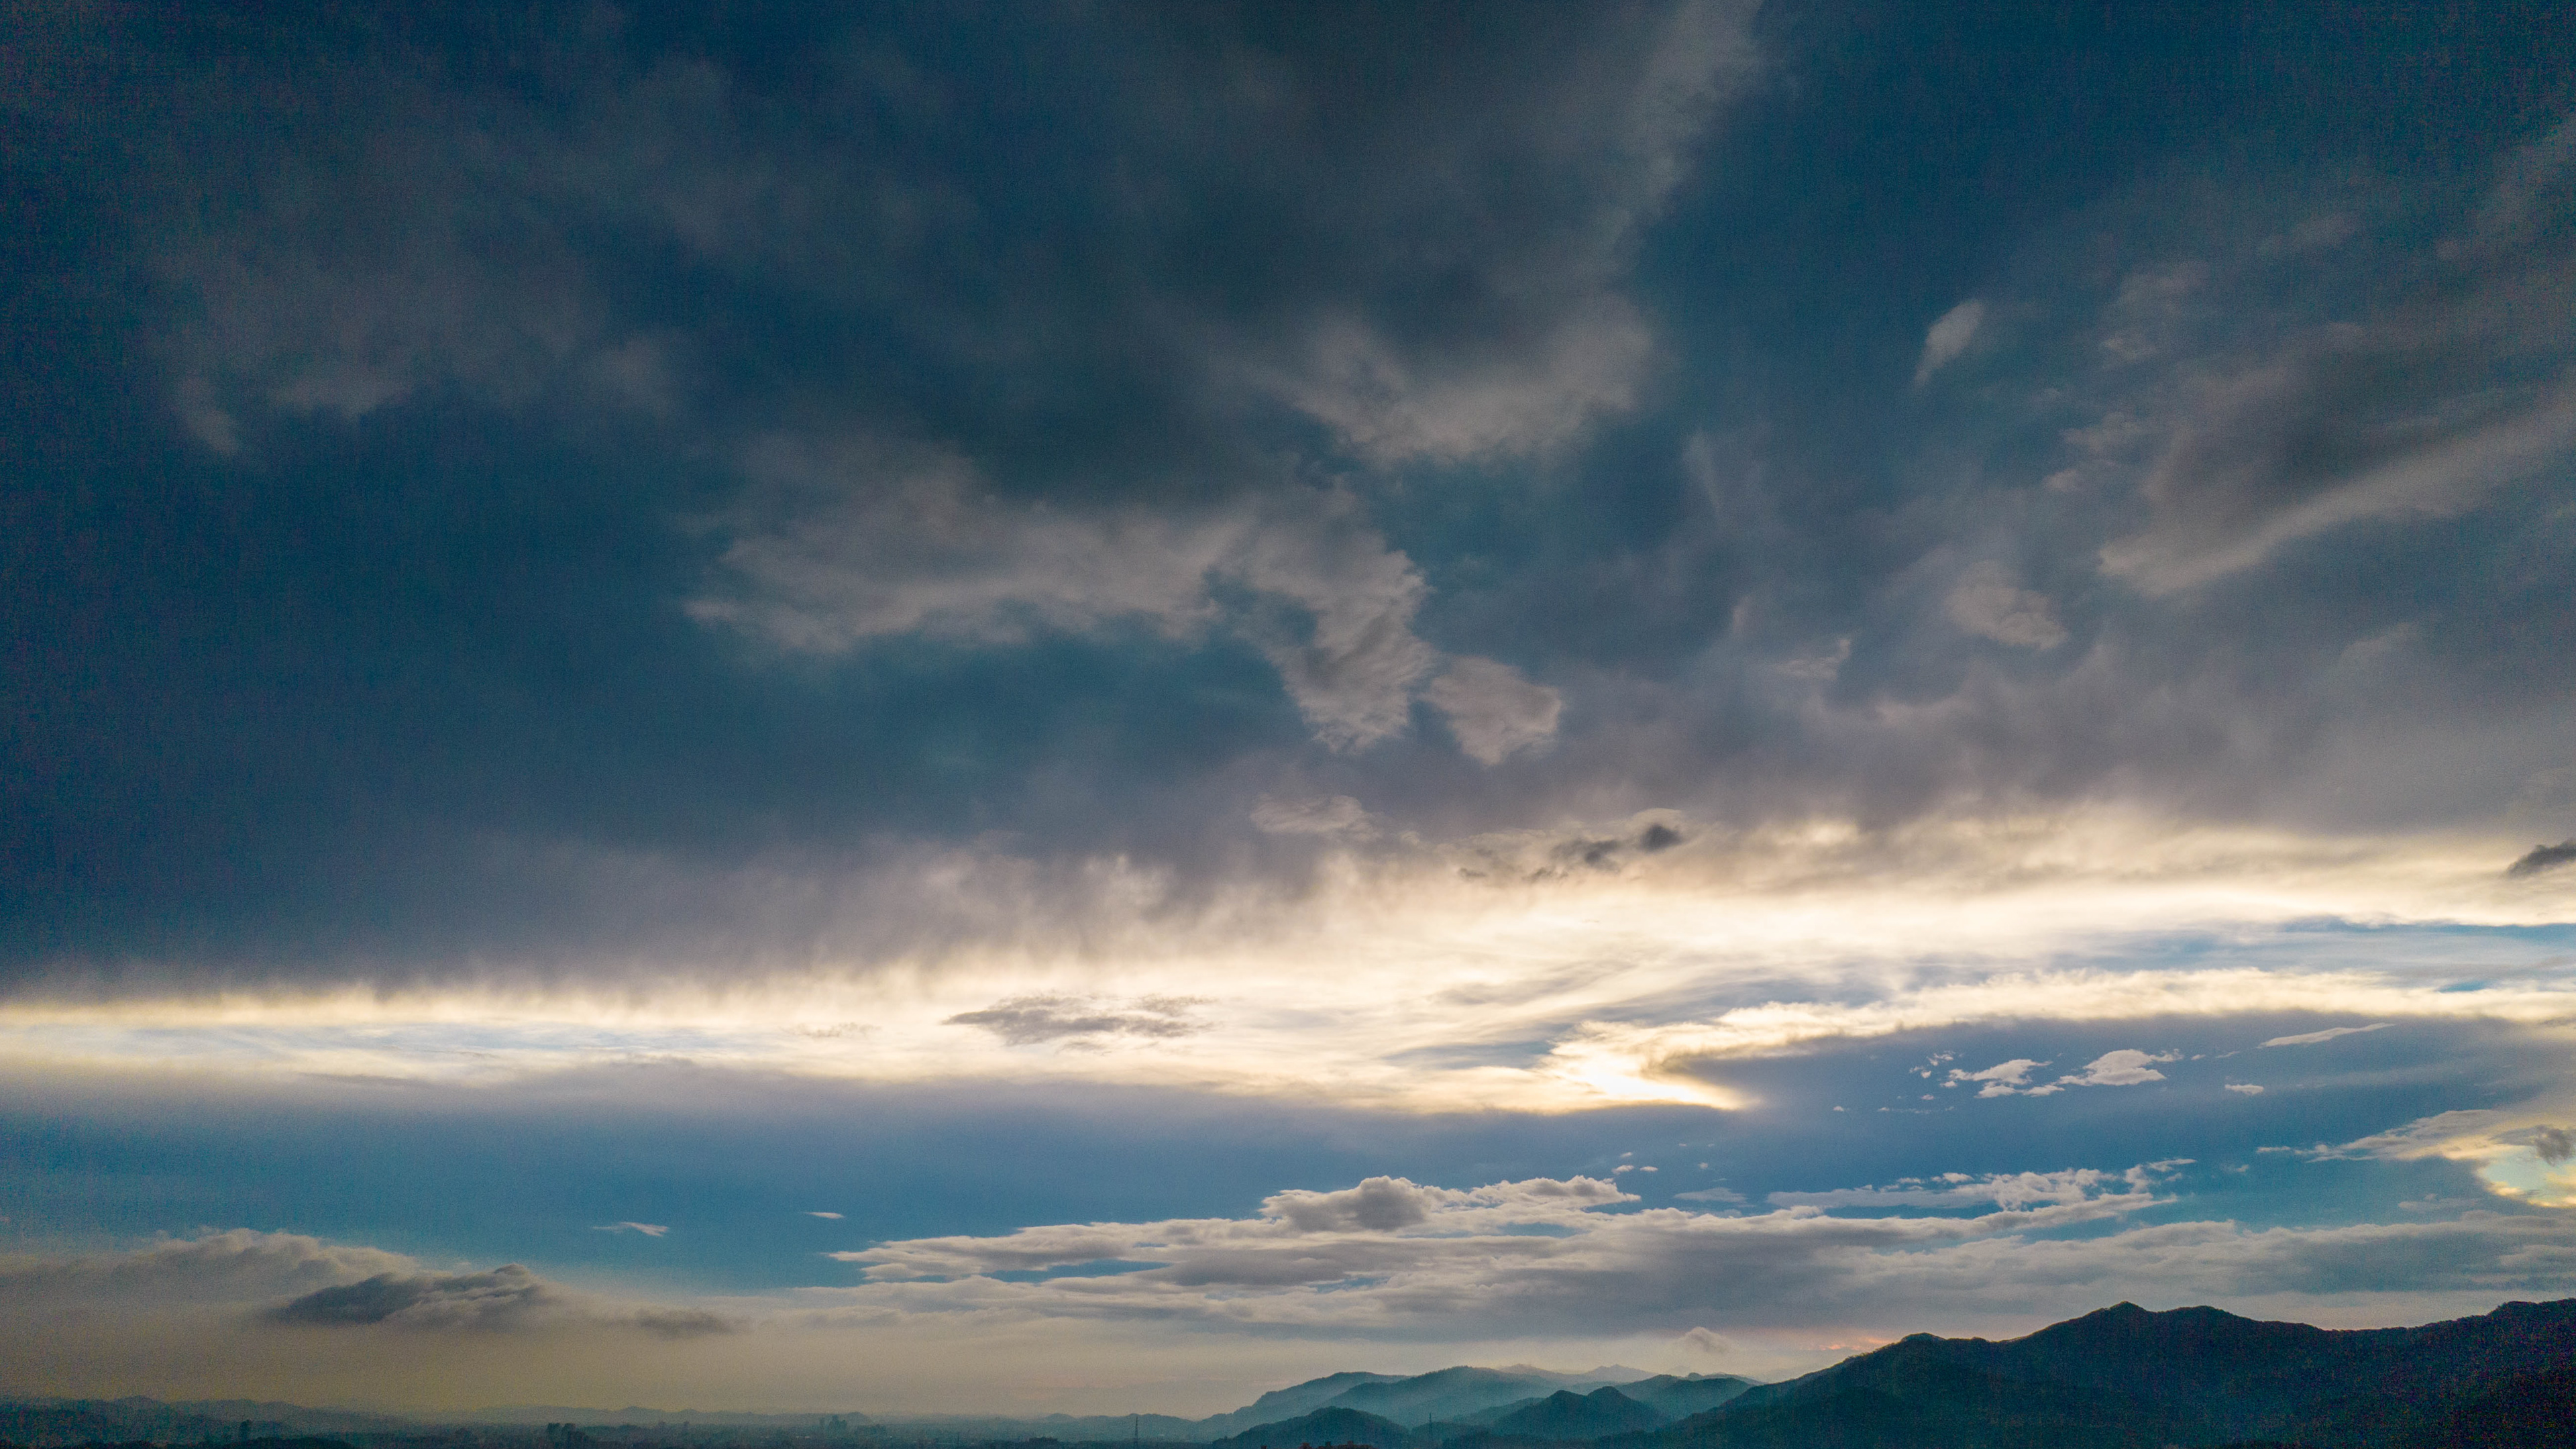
[2508,841,2576,879]
[1,0,1768,984]
[1608,103,2576,835]
[3,1,2572,988]
[115,1,1753,471]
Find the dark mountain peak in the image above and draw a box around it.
[2027,1299,2272,1344]
[2474,1297,2576,1327]
[1678,1297,2576,1449]
[1208,1406,1411,1449]
[1580,1387,1638,1405]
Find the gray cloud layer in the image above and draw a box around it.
[945,995,1210,1049]
[1,4,2570,989]
[0,1230,728,1338]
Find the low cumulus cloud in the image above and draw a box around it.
[1769,1165,2178,1214]
[803,1167,2576,1338]
[1948,1059,2056,1097]
[2056,1049,2180,1087]
[841,1175,1633,1283]
[11,1174,2576,1374]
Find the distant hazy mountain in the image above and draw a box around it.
[1208,1367,1753,1448]
[1481,1388,1666,1440]
[1281,1366,1670,1436]
[1204,1407,1414,1449]
[1593,1377,1752,1421]
[1324,1369,1617,1428]
[17,1299,2571,1449]
[1189,1375,1406,1440]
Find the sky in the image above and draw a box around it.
[5,0,2576,1418]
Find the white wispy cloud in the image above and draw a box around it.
[2262,1023,2391,1047]
[1768,1165,2175,1212]
[1913,299,1985,386]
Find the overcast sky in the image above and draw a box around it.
[5,0,2576,1417]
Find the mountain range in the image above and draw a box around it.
[1637,1297,2576,1448]
[7,1298,2571,1448]
[1205,1299,2576,1449]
